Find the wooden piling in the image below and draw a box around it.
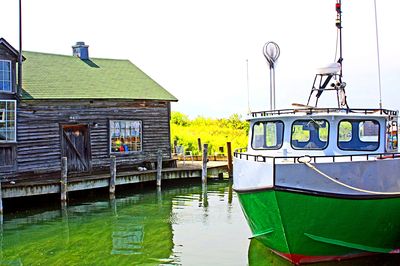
[227,142,233,178]
[198,138,202,153]
[0,180,3,214]
[202,144,208,184]
[157,149,162,187]
[110,155,116,195]
[61,157,68,202]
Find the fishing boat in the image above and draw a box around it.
[233,1,400,264]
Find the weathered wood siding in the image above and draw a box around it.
[15,99,172,173]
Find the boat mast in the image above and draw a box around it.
[336,0,343,81]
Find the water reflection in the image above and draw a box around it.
[248,235,400,266]
[1,180,397,265]
[0,180,249,265]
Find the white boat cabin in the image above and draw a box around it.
[246,108,398,158]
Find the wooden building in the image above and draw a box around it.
[0,39,178,177]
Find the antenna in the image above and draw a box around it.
[18,0,23,97]
[246,59,251,114]
[373,0,383,109]
[336,0,343,80]
[263,41,280,110]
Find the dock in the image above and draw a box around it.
[1,160,229,199]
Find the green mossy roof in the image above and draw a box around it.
[21,51,177,101]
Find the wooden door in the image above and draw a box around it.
[61,124,91,172]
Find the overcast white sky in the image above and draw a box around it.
[2,0,400,118]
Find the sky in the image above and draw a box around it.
[1,0,400,118]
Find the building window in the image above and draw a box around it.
[110,120,142,153]
[338,120,379,151]
[252,121,284,150]
[0,100,16,142]
[291,119,329,149]
[0,60,12,92]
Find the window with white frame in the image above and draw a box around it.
[0,60,12,92]
[0,100,16,142]
[110,120,142,153]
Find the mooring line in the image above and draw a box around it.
[298,156,400,195]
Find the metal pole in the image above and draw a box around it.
[271,67,276,110]
[373,0,383,109]
[18,0,22,97]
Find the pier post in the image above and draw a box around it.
[0,180,3,214]
[198,138,202,154]
[227,142,233,178]
[61,157,68,203]
[157,149,162,187]
[110,155,116,195]
[202,144,208,184]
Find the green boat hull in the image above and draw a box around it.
[237,189,400,264]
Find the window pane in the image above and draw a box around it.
[110,120,142,153]
[0,60,11,92]
[359,121,379,142]
[291,120,329,149]
[338,121,352,141]
[251,121,283,150]
[0,100,16,142]
[338,120,379,151]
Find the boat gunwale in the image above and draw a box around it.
[234,185,400,200]
[234,148,400,164]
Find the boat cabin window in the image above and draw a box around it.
[338,120,379,151]
[291,119,329,150]
[252,121,284,150]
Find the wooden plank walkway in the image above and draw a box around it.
[1,161,229,199]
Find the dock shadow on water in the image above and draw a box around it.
[0,180,399,265]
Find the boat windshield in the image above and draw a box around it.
[291,119,329,150]
[252,121,284,150]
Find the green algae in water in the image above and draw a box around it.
[1,180,400,266]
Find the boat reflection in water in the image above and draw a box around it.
[248,239,400,266]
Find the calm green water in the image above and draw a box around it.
[0,180,400,265]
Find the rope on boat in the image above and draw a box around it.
[298,156,400,195]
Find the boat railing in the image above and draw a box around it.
[234,148,400,165]
[250,108,398,118]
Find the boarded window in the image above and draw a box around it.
[0,60,12,92]
[0,100,16,142]
[0,146,15,167]
[110,120,142,153]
